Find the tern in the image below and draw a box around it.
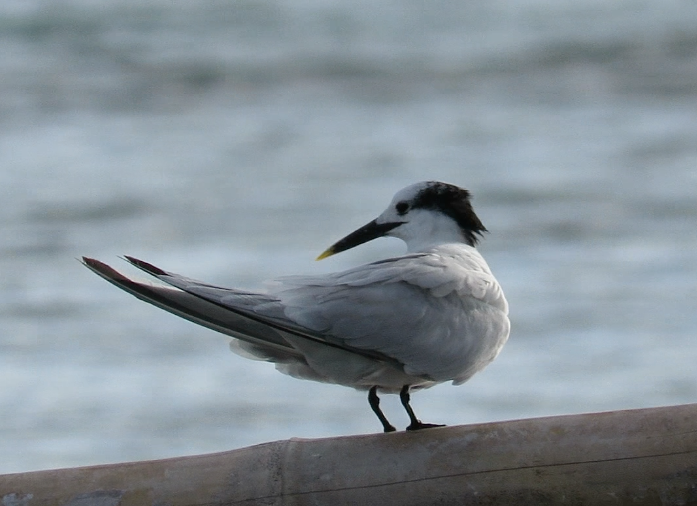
[82,181,509,432]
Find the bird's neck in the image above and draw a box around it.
[397,212,472,252]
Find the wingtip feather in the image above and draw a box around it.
[81,256,132,283]
[123,256,168,276]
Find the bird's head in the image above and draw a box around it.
[317,181,487,260]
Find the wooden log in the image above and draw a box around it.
[2,403,696,505]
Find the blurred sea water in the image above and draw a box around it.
[1,0,696,473]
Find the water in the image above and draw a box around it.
[1,0,696,474]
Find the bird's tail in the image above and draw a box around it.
[81,257,304,361]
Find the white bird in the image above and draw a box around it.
[82,181,509,432]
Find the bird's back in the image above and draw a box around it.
[267,243,510,387]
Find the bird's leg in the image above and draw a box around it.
[400,385,445,431]
[368,386,396,433]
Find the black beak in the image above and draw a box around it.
[316,219,402,260]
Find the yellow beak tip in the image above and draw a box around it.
[315,249,334,261]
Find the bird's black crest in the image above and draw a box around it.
[412,182,487,246]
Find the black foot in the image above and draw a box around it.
[399,385,443,432]
[406,422,446,431]
[368,386,396,433]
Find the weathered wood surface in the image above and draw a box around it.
[2,403,696,505]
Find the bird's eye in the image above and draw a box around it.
[395,201,409,215]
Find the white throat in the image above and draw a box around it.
[390,210,468,252]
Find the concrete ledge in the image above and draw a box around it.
[2,403,696,505]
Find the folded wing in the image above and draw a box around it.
[82,257,303,363]
[83,249,508,388]
[82,257,404,370]
[270,249,510,383]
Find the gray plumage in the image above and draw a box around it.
[83,181,510,431]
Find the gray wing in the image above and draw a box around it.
[81,257,302,363]
[84,250,508,387]
[270,249,510,383]
[83,257,403,370]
